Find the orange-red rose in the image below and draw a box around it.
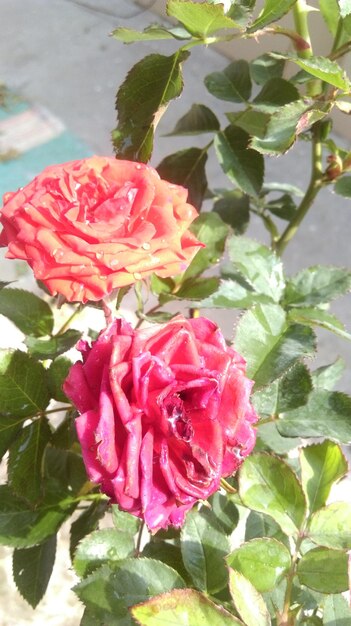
[0,157,202,302]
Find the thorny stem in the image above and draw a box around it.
[271,1,324,255]
[274,122,323,255]
[330,39,351,61]
[292,1,320,96]
[279,531,306,626]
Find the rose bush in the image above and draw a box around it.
[64,315,257,531]
[0,156,202,302]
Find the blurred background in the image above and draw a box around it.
[0,1,350,624]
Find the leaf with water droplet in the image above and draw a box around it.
[13,535,56,608]
[8,417,52,503]
[73,529,135,577]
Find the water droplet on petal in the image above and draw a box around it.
[133,272,142,280]
[53,248,64,260]
[142,242,151,250]
[110,259,119,268]
[135,164,142,170]
[96,251,104,260]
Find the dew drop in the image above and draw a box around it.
[109,259,119,268]
[142,242,151,250]
[96,251,104,260]
[133,272,142,280]
[107,548,116,557]
[135,164,142,170]
[53,248,64,260]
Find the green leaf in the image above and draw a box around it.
[0,350,50,418]
[0,415,26,461]
[157,146,208,209]
[173,276,220,300]
[180,507,230,594]
[112,50,189,162]
[273,53,351,91]
[200,278,271,309]
[228,569,271,626]
[111,505,141,536]
[131,588,244,625]
[181,212,228,280]
[215,126,264,197]
[111,24,191,44]
[248,0,298,32]
[250,54,285,85]
[251,99,324,156]
[319,0,340,35]
[338,0,351,18]
[277,362,313,412]
[8,417,52,503]
[167,103,220,135]
[277,390,351,444]
[334,175,351,198]
[312,358,346,391]
[70,501,108,560]
[0,288,54,337]
[205,60,252,103]
[256,422,300,455]
[207,492,239,535]
[234,304,316,388]
[74,558,186,623]
[227,109,270,139]
[213,191,250,234]
[265,194,297,221]
[142,542,190,583]
[44,446,87,494]
[167,0,239,38]
[300,441,348,514]
[288,307,351,341]
[25,329,82,359]
[297,547,349,593]
[308,502,351,549]
[0,483,76,548]
[284,266,351,307]
[13,535,56,608]
[226,236,285,301]
[74,529,135,577]
[253,78,300,112]
[227,0,256,28]
[245,511,289,547]
[47,356,72,402]
[239,452,306,535]
[227,538,291,593]
[263,181,304,197]
[323,594,351,625]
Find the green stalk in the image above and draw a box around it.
[279,532,305,626]
[274,122,323,255]
[274,2,324,255]
[292,0,320,96]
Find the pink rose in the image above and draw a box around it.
[63,316,257,531]
[0,157,202,302]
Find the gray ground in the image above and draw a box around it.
[0,1,350,623]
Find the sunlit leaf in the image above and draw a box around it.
[13,535,56,608]
[113,51,189,162]
[300,441,348,514]
[297,547,349,593]
[239,452,306,535]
